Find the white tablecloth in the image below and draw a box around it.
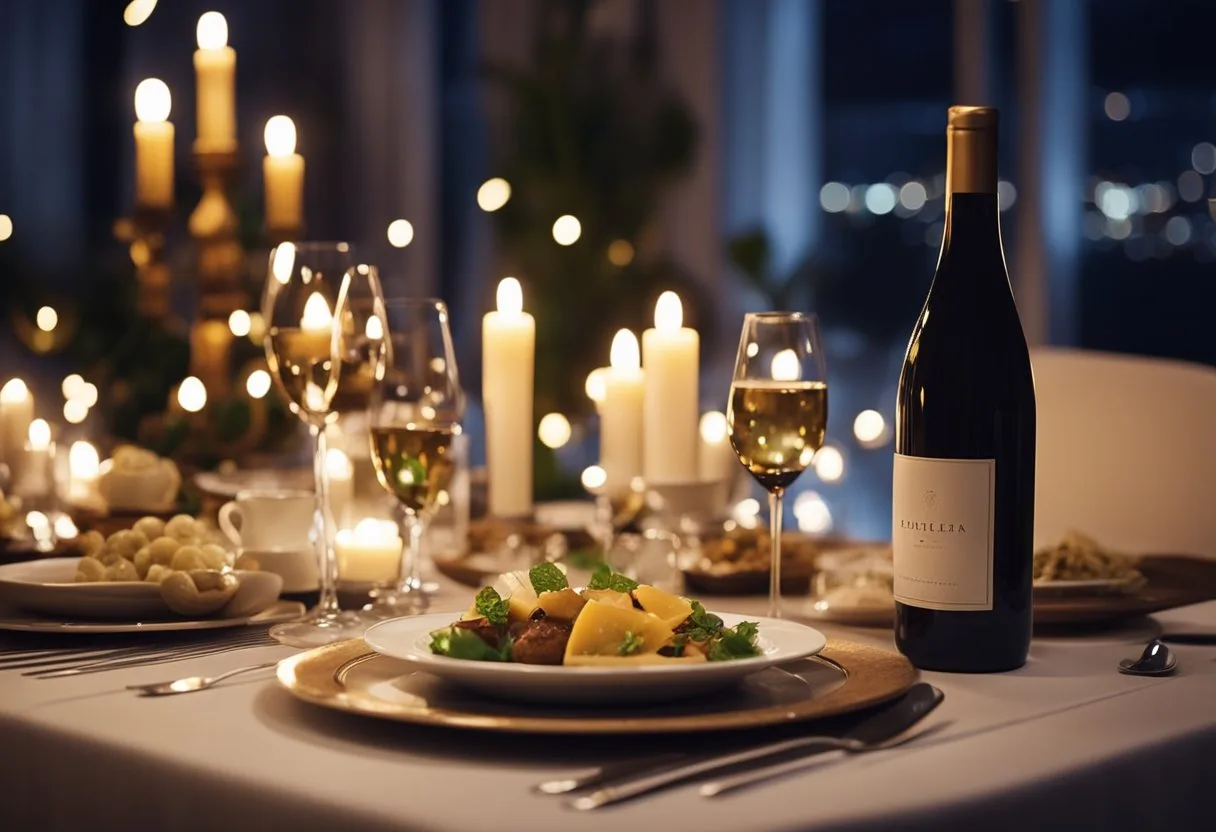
[2,583,1215,832]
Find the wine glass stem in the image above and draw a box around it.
[399,514,426,594]
[311,424,340,617]
[768,487,784,619]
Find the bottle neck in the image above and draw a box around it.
[942,125,1001,253]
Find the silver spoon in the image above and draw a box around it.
[126,661,278,696]
[1118,640,1177,677]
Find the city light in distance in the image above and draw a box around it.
[245,369,271,399]
[228,309,251,337]
[1104,91,1130,122]
[0,215,12,242]
[813,445,845,482]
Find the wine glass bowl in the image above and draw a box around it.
[262,241,380,647]
[726,312,828,618]
[367,298,464,616]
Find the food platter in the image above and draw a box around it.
[277,636,917,735]
[363,611,827,705]
[0,558,283,620]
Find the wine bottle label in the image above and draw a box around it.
[892,453,995,611]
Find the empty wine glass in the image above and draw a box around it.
[262,242,382,646]
[727,312,828,618]
[367,299,464,615]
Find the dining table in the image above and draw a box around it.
[1,576,1214,832]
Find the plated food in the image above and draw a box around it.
[428,563,762,666]
[683,525,818,595]
[1033,530,1145,590]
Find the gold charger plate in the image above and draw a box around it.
[276,637,917,735]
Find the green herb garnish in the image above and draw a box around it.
[680,600,725,642]
[529,562,569,594]
[618,630,643,656]
[707,621,761,661]
[588,562,639,593]
[429,627,512,662]
[474,586,509,625]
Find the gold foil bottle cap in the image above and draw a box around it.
[948,106,999,131]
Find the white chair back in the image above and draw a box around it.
[1032,347,1216,557]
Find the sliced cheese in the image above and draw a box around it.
[537,588,586,620]
[507,593,539,622]
[563,600,674,662]
[579,588,635,610]
[459,602,482,621]
[633,585,694,629]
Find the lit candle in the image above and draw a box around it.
[193,12,236,152]
[0,379,34,479]
[698,411,736,484]
[263,115,304,233]
[19,419,53,499]
[600,330,644,492]
[190,319,232,398]
[68,441,101,505]
[336,518,403,584]
[481,277,535,518]
[288,292,334,361]
[325,447,354,528]
[133,78,174,208]
[642,291,700,484]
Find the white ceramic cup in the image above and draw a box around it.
[218,489,314,552]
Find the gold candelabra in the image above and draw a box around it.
[115,205,173,319]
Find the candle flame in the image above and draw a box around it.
[0,378,29,403]
[609,329,640,371]
[70,442,100,478]
[337,517,400,546]
[134,78,171,123]
[264,115,297,157]
[770,349,801,382]
[301,292,333,331]
[177,377,207,413]
[270,243,296,284]
[196,11,228,50]
[699,411,728,444]
[496,277,523,316]
[654,291,683,333]
[28,419,51,450]
[124,0,157,27]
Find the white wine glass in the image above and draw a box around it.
[262,241,377,646]
[726,312,828,618]
[367,299,464,616]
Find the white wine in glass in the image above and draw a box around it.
[262,242,385,647]
[366,298,464,616]
[726,313,828,618]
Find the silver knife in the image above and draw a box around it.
[566,683,944,811]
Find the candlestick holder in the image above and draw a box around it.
[114,206,172,320]
[189,147,246,399]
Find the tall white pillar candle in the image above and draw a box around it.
[194,12,237,152]
[133,79,174,209]
[600,330,644,493]
[0,379,34,478]
[698,410,736,483]
[263,115,305,233]
[481,277,535,517]
[642,291,700,484]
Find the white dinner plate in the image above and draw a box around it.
[0,558,283,620]
[0,600,305,633]
[363,611,828,705]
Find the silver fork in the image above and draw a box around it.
[1,633,270,672]
[126,662,279,696]
[25,633,277,678]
